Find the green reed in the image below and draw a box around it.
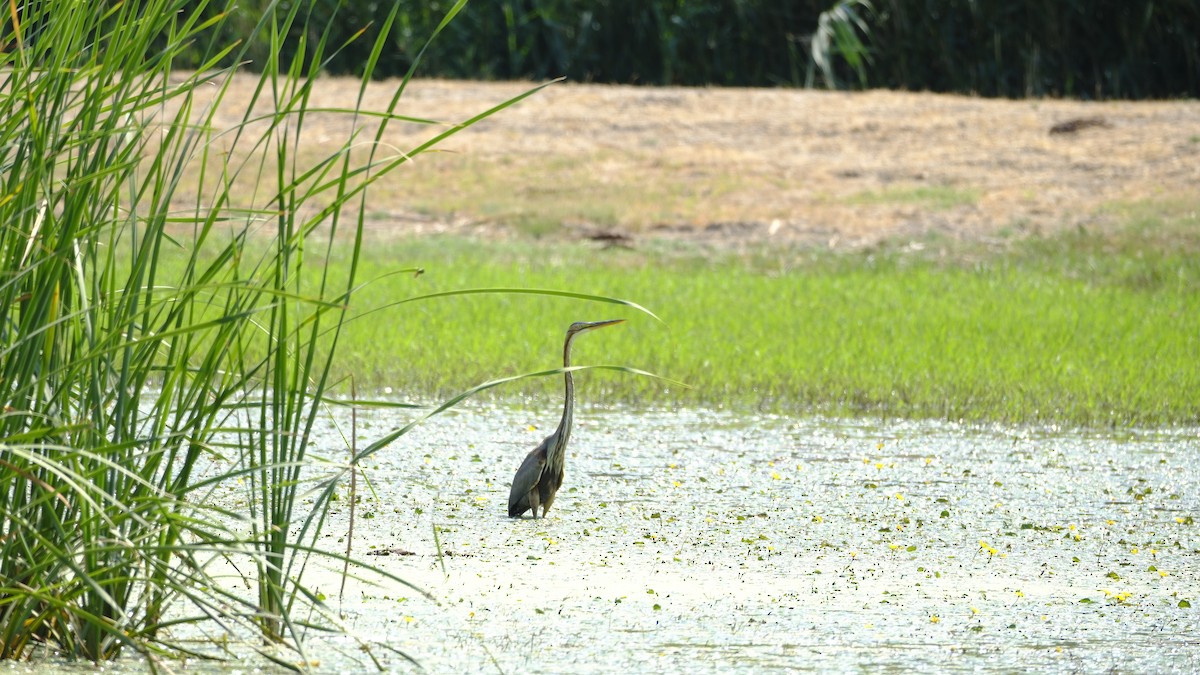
[0,0,622,667]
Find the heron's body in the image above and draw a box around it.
[508,430,565,518]
[508,320,622,518]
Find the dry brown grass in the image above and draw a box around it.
[173,73,1200,247]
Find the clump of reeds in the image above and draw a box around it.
[0,0,529,666]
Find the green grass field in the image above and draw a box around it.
[275,211,1200,427]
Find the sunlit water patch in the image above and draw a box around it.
[12,407,1198,673]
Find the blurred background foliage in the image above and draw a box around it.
[176,0,1200,98]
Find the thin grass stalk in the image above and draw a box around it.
[0,0,423,663]
[1,0,656,667]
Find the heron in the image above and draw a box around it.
[508,319,624,519]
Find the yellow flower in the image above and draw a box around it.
[930,615,940,623]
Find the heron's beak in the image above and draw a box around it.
[584,319,624,331]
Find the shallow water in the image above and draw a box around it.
[13,406,1200,673]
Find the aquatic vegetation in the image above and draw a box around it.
[277,407,1200,671]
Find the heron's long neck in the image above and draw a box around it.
[556,333,577,445]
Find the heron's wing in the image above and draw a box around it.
[508,436,551,517]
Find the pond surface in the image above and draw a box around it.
[13,406,1200,673]
[306,405,1200,673]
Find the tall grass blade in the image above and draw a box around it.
[0,0,642,667]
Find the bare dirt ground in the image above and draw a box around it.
[201,75,1200,248]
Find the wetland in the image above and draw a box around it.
[115,406,1200,672]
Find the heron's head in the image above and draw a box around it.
[567,319,624,337]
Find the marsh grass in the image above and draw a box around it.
[266,229,1197,427]
[0,0,401,663]
[0,0,649,668]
